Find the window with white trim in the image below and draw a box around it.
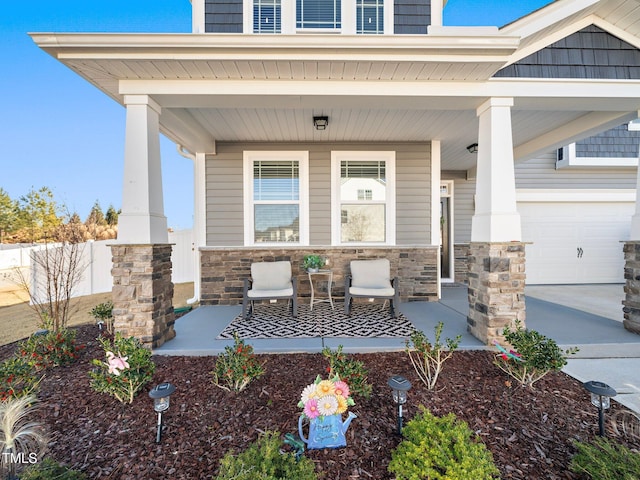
[254,0,281,33]
[331,151,395,245]
[356,0,383,34]
[297,0,341,30]
[244,0,391,33]
[243,151,309,245]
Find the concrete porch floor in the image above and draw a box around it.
[155,283,640,413]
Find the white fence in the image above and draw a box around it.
[1,230,195,299]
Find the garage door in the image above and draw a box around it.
[519,202,634,284]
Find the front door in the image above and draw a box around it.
[440,181,454,282]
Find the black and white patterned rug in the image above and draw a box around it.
[217,303,416,339]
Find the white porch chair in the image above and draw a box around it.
[242,261,298,319]
[344,258,400,318]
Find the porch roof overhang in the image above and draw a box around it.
[31,31,640,170]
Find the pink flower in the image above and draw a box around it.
[303,398,320,419]
[106,351,130,376]
[333,380,350,399]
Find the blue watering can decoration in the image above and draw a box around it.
[297,375,357,449]
[298,411,357,449]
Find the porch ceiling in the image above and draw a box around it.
[32,30,640,170]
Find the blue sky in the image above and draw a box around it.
[0,0,551,230]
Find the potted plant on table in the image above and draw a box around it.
[302,255,325,273]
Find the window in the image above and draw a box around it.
[244,151,309,245]
[254,0,281,33]
[331,151,395,245]
[296,0,341,30]
[356,0,383,34]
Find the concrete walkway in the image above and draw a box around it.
[156,284,640,413]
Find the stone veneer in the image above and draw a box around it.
[467,242,526,345]
[454,243,470,283]
[199,246,439,305]
[623,241,640,334]
[111,244,176,349]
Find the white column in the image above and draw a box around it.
[430,140,441,247]
[630,145,640,239]
[192,152,207,302]
[118,95,168,244]
[471,97,522,242]
[192,0,205,33]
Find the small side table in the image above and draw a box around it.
[307,269,334,311]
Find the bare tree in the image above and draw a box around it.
[13,219,88,332]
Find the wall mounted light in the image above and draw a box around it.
[313,116,329,130]
[466,143,478,154]
[584,380,617,437]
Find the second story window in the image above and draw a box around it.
[297,0,341,30]
[254,0,281,33]
[356,0,383,34]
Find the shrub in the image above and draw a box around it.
[322,345,372,399]
[20,458,87,480]
[212,333,264,392]
[0,357,42,401]
[388,406,499,480]
[215,431,317,480]
[0,395,48,480]
[89,301,114,333]
[405,322,461,390]
[89,333,155,404]
[18,328,84,370]
[494,319,578,388]
[570,437,640,479]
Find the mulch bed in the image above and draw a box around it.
[1,322,639,479]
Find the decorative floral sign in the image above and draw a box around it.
[298,375,357,449]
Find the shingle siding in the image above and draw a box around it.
[205,0,243,33]
[575,124,640,158]
[394,0,431,34]
[495,25,640,79]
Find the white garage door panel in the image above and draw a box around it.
[519,202,634,285]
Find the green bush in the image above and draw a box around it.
[89,333,155,404]
[494,319,578,388]
[322,345,372,398]
[20,458,87,480]
[18,328,84,370]
[0,357,42,401]
[212,333,264,392]
[89,301,114,333]
[570,437,640,479]
[388,406,500,480]
[215,431,317,480]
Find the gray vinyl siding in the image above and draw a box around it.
[495,25,640,79]
[576,124,640,158]
[449,177,475,244]
[515,152,636,189]
[205,0,243,33]
[394,0,430,34]
[205,142,431,246]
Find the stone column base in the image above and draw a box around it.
[623,241,640,335]
[467,242,526,345]
[111,244,176,349]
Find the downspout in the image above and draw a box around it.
[176,144,202,305]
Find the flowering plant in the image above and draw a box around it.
[18,328,84,371]
[89,333,155,404]
[298,375,355,420]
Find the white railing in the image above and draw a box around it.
[0,230,195,300]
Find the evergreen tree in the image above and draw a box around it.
[0,188,19,243]
[85,200,106,226]
[105,204,119,226]
[18,186,61,242]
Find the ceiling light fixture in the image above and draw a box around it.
[313,116,329,131]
